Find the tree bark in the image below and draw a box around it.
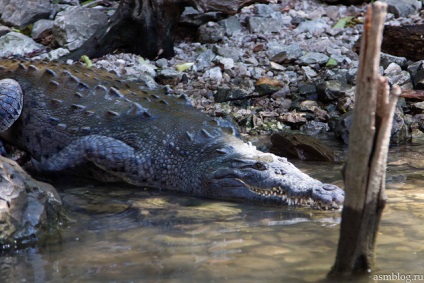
[381,25,424,61]
[328,2,400,278]
[60,0,270,61]
[61,0,185,61]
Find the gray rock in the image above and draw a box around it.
[0,156,63,249]
[197,21,225,43]
[294,19,329,36]
[180,7,225,27]
[381,0,421,18]
[203,66,223,82]
[195,49,216,71]
[155,58,169,68]
[298,84,317,99]
[268,43,304,64]
[316,80,354,103]
[35,47,70,60]
[332,108,410,145]
[0,0,54,29]
[214,56,234,70]
[410,61,424,89]
[155,69,183,85]
[247,15,286,34]
[380,53,408,69]
[214,87,248,102]
[52,6,108,51]
[212,46,241,61]
[0,32,45,57]
[218,16,242,36]
[302,66,318,79]
[383,63,411,86]
[299,52,329,65]
[254,4,275,15]
[0,25,11,37]
[31,19,54,40]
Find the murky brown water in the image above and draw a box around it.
[1,143,423,283]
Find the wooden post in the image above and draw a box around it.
[328,2,400,278]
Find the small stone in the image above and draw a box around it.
[197,21,225,43]
[301,66,318,79]
[255,77,284,95]
[268,43,304,64]
[155,58,168,68]
[316,80,354,103]
[155,69,183,85]
[31,19,54,40]
[214,56,234,70]
[218,16,242,36]
[298,52,329,65]
[195,49,216,71]
[203,66,223,82]
[214,87,248,102]
[212,46,241,61]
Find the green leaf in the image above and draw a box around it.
[326,57,338,68]
[333,16,354,29]
[175,62,194,72]
[81,55,93,68]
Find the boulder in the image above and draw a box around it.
[0,0,54,29]
[0,32,45,57]
[0,156,64,250]
[52,6,108,51]
[270,132,338,162]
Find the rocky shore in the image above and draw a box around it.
[1,0,423,146]
[0,0,423,247]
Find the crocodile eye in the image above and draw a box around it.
[253,162,266,170]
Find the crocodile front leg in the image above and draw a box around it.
[0,79,23,132]
[33,135,154,186]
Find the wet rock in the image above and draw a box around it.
[301,121,330,136]
[155,69,183,85]
[0,156,63,249]
[332,108,411,145]
[411,61,424,90]
[278,112,308,127]
[331,111,352,144]
[52,6,108,51]
[31,19,54,41]
[197,22,225,43]
[298,52,329,65]
[316,80,355,103]
[218,16,242,36]
[0,0,54,29]
[270,132,337,162]
[0,32,45,57]
[382,0,421,18]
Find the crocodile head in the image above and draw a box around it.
[201,142,344,209]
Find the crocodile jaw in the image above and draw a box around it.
[201,144,344,210]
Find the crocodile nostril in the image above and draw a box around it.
[322,184,339,191]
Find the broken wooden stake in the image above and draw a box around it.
[328,2,400,278]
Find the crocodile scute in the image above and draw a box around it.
[0,59,344,209]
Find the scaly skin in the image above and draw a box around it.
[0,59,344,209]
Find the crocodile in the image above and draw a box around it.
[0,59,344,209]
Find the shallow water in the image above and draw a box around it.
[1,143,424,283]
